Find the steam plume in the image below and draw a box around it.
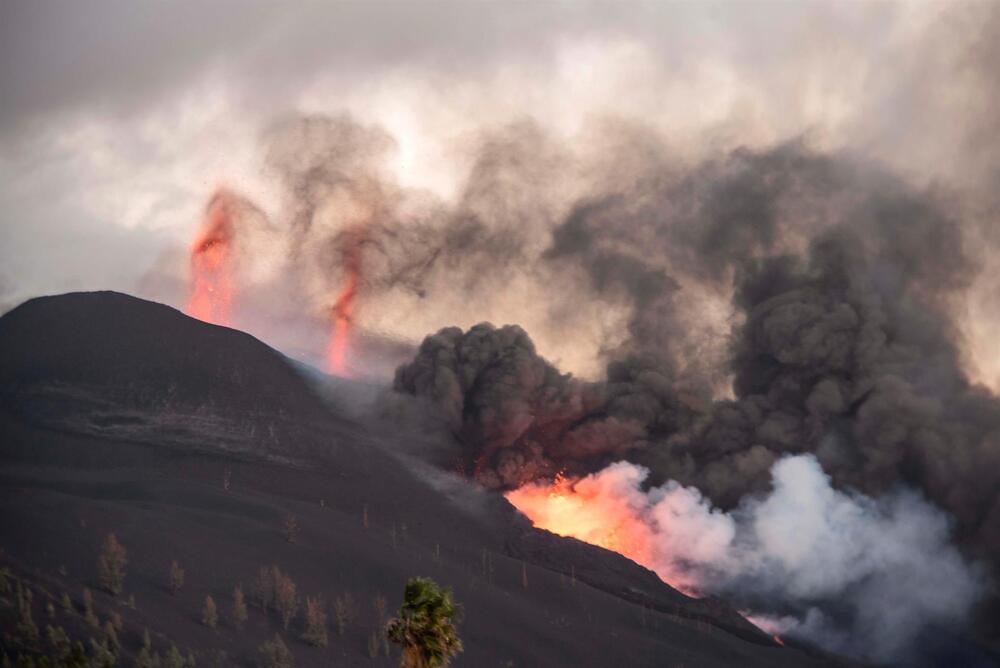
[506,455,983,663]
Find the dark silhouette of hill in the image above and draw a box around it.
[0,291,349,459]
[0,291,848,667]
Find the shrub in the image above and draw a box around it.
[301,596,327,647]
[386,577,462,668]
[15,581,39,645]
[47,624,72,659]
[333,592,356,636]
[165,644,186,668]
[15,581,39,647]
[233,585,248,629]
[82,588,99,627]
[258,633,294,668]
[136,629,156,668]
[103,619,120,652]
[251,567,273,610]
[90,637,116,667]
[373,594,387,624]
[283,514,299,543]
[202,595,218,629]
[168,560,185,595]
[272,568,298,630]
[97,533,127,596]
[367,630,381,658]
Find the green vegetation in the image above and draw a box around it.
[272,568,298,630]
[168,560,185,595]
[257,634,293,668]
[283,514,299,544]
[386,577,462,668]
[333,592,356,636]
[251,567,272,610]
[301,596,327,647]
[232,585,248,629]
[202,595,218,629]
[15,581,39,646]
[82,588,99,628]
[97,533,127,596]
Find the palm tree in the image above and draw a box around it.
[386,577,462,668]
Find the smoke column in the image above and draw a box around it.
[506,455,983,663]
[327,225,366,376]
[186,189,237,326]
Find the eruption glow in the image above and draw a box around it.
[327,226,366,376]
[187,189,237,326]
[505,464,713,594]
[505,456,982,661]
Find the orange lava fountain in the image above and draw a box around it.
[326,227,366,376]
[187,189,237,325]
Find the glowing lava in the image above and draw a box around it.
[187,189,237,326]
[326,226,365,376]
[506,470,665,584]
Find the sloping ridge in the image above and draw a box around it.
[0,291,349,459]
[0,291,833,666]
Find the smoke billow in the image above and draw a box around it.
[508,455,982,663]
[393,142,1000,552]
[387,139,1000,662]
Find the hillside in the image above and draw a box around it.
[0,292,846,667]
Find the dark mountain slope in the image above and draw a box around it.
[0,291,348,459]
[0,292,845,667]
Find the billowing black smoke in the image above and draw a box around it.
[391,145,1000,661]
[395,144,999,566]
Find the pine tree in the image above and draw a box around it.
[333,592,355,636]
[232,585,248,629]
[97,533,127,596]
[272,568,298,630]
[258,634,294,668]
[168,560,185,595]
[202,595,218,629]
[165,644,185,668]
[82,588,99,627]
[302,596,328,647]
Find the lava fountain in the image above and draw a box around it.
[327,226,366,376]
[187,189,237,326]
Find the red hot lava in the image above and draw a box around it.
[327,226,366,376]
[187,189,237,326]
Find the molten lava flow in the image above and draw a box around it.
[187,189,237,325]
[326,226,366,376]
[506,470,665,583]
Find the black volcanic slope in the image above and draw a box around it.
[0,291,345,459]
[0,292,846,667]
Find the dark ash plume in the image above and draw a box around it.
[392,141,1000,581]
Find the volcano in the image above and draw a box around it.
[0,291,852,667]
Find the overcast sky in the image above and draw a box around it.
[2,2,998,369]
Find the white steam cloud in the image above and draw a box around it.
[517,455,984,663]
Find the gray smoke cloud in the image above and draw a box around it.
[391,140,1000,559]
[389,138,1000,662]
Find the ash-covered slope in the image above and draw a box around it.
[0,291,349,459]
[0,292,845,667]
